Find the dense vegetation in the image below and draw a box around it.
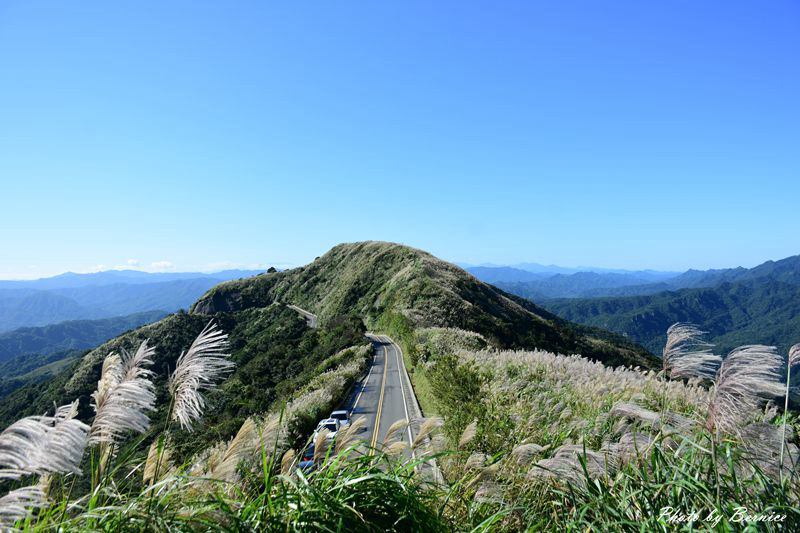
[0,317,377,531]
[0,349,83,400]
[405,327,800,531]
[3,322,798,531]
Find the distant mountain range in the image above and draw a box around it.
[0,269,264,290]
[0,268,265,398]
[0,310,169,363]
[465,266,681,299]
[460,261,678,278]
[464,258,800,301]
[0,310,169,400]
[0,269,264,333]
[531,255,800,356]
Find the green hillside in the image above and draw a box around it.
[193,241,656,368]
[0,305,365,453]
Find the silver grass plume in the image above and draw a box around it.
[209,418,258,481]
[790,344,800,368]
[0,400,89,480]
[412,417,443,449]
[0,484,48,529]
[38,400,89,475]
[143,437,173,485]
[280,449,296,475]
[780,343,800,478]
[313,429,331,463]
[336,416,367,453]
[169,322,234,431]
[706,345,785,436]
[0,417,49,480]
[89,341,156,445]
[385,441,408,457]
[465,452,486,470]
[459,420,478,448]
[511,443,545,465]
[381,419,408,446]
[662,323,721,380]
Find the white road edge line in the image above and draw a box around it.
[390,337,416,458]
[386,334,443,483]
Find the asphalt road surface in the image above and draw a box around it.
[341,334,414,454]
[286,304,318,328]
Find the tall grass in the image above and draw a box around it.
[418,323,800,530]
[1,318,798,531]
[0,322,232,529]
[34,439,466,532]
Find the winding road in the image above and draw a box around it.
[288,304,440,481]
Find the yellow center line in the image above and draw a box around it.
[370,340,389,454]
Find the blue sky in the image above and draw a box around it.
[1,1,798,278]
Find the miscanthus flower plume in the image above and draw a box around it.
[706,345,785,436]
[89,340,156,444]
[169,321,234,431]
[662,322,721,380]
[0,400,89,480]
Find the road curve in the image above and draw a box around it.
[286,304,318,328]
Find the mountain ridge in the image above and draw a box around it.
[192,241,656,367]
[0,310,168,363]
[0,274,264,333]
[479,253,800,300]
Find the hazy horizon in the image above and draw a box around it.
[3,243,794,281]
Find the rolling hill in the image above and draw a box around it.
[0,310,169,401]
[193,242,656,367]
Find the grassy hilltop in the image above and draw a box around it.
[193,241,656,368]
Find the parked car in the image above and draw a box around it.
[314,418,341,440]
[329,410,350,428]
[298,443,316,472]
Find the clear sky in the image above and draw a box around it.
[1,1,798,279]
